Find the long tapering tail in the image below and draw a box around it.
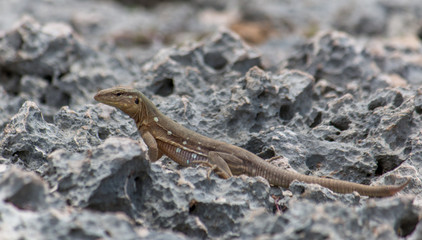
[254,161,409,197]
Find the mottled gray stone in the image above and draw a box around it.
[0,100,139,173]
[0,167,172,240]
[0,86,25,130]
[333,1,387,36]
[0,17,137,128]
[46,137,149,211]
[0,101,66,171]
[0,199,141,240]
[46,136,272,239]
[216,67,314,140]
[286,31,376,90]
[0,16,85,77]
[241,197,418,240]
[0,166,48,211]
[138,30,262,98]
[1,2,422,239]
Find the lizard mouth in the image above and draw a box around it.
[94,89,132,111]
[93,92,102,102]
[93,92,105,103]
[94,91,117,106]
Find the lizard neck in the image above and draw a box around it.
[131,102,148,127]
[133,97,164,129]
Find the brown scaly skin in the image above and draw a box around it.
[94,87,409,197]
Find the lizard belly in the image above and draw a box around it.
[156,139,208,166]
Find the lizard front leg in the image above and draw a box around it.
[141,131,163,162]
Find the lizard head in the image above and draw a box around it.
[94,87,144,118]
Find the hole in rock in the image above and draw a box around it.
[98,128,110,140]
[368,97,386,110]
[374,155,402,176]
[279,104,293,120]
[189,199,198,214]
[393,92,403,107]
[395,211,419,237]
[40,94,47,104]
[329,116,351,131]
[309,112,322,128]
[204,52,227,70]
[323,136,335,142]
[257,147,275,160]
[12,151,29,162]
[154,78,174,97]
[305,154,325,170]
[243,137,265,155]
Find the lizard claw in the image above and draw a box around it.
[207,165,217,179]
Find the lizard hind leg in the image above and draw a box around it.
[192,160,229,179]
[206,151,235,179]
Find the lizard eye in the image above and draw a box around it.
[116,93,122,96]
[135,98,140,104]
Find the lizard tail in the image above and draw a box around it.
[255,161,409,197]
[289,174,410,197]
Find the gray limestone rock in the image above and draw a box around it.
[0,16,137,128]
[0,16,85,77]
[0,166,48,211]
[240,197,418,240]
[0,167,158,240]
[46,137,149,212]
[138,29,262,97]
[1,2,422,239]
[46,136,273,239]
[0,100,139,173]
[0,199,142,240]
[285,31,377,91]
[0,101,66,172]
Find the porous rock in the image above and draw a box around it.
[240,197,419,239]
[0,16,137,126]
[1,4,422,239]
[0,99,139,173]
[286,31,377,90]
[0,85,25,130]
[46,136,273,239]
[0,16,85,77]
[0,166,48,211]
[138,29,262,97]
[0,166,162,240]
[0,101,66,172]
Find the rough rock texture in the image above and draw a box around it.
[0,166,185,240]
[240,197,419,239]
[1,0,422,239]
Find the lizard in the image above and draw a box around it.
[94,87,409,197]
